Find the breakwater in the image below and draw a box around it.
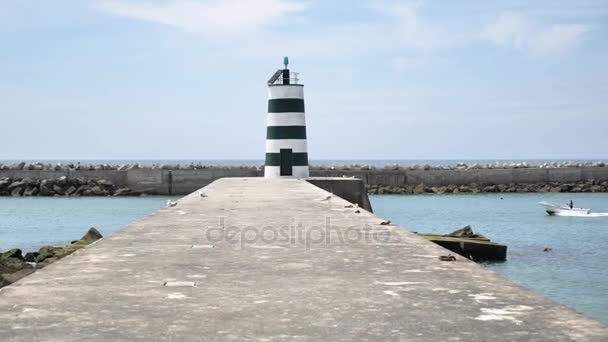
[0,228,103,289]
[1,177,606,340]
[1,162,607,196]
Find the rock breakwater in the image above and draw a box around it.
[0,176,149,197]
[0,228,102,288]
[0,160,606,171]
[1,161,607,196]
[367,180,608,195]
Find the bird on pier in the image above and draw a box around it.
[166,200,178,207]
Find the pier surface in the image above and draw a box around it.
[0,178,606,341]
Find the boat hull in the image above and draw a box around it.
[540,202,590,215]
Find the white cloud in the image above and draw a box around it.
[372,1,460,50]
[531,24,590,54]
[95,0,308,37]
[481,12,590,55]
[94,1,592,59]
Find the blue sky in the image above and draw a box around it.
[1,0,607,160]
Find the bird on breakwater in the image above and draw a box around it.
[166,200,178,207]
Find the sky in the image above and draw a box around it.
[1,0,607,160]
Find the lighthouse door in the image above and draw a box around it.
[280,149,293,176]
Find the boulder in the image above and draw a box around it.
[2,248,24,261]
[56,176,68,186]
[64,186,77,196]
[80,227,103,242]
[39,180,52,196]
[97,179,115,188]
[114,188,132,196]
[0,177,11,190]
[71,177,86,187]
[90,186,104,196]
[413,183,425,194]
[10,187,23,196]
[53,184,65,195]
[36,246,61,263]
[445,225,486,239]
[483,185,498,193]
[431,186,446,194]
[23,252,39,263]
[36,256,59,269]
[458,185,472,193]
[74,185,91,196]
[590,185,603,192]
[0,268,35,287]
[7,180,26,191]
[23,186,39,196]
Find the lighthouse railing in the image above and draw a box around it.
[268,71,300,85]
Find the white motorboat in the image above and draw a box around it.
[539,201,590,216]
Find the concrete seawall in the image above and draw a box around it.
[1,166,607,195]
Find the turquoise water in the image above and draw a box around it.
[371,193,608,324]
[0,197,169,252]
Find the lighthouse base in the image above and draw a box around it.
[264,166,309,178]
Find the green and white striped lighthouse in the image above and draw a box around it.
[264,57,309,178]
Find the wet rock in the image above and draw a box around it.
[24,252,39,263]
[80,227,103,242]
[36,246,61,263]
[2,248,24,261]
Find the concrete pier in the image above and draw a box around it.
[0,178,606,341]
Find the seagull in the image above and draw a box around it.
[199,190,208,198]
[379,220,391,225]
[166,200,178,207]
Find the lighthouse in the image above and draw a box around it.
[264,57,309,178]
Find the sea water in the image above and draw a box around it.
[371,193,608,324]
[0,197,169,252]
